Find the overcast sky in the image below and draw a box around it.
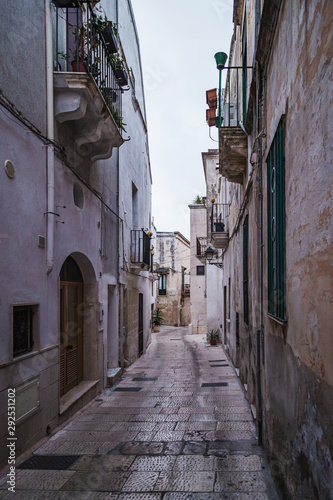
[130,0,234,240]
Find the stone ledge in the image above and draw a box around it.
[59,380,99,416]
[107,367,123,387]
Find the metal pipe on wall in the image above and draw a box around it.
[45,0,55,274]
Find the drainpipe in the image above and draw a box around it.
[257,61,263,445]
[45,0,55,274]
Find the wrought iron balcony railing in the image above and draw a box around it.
[54,2,126,131]
[209,203,230,234]
[131,230,151,269]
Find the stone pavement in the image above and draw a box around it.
[0,326,279,499]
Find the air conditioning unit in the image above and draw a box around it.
[223,103,238,127]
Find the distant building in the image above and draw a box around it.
[189,149,225,336]
[0,0,153,467]
[155,232,191,327]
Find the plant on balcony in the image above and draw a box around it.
[207,329,219,346]
[152,308,163,332]
[193,195,204,204]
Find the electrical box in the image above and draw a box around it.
[223,103,238,127]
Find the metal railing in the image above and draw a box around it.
[221,66,252,127]
[54,3,125,130]
[131,230,151,268]
[196,237,209,258]
[210,203,230,234]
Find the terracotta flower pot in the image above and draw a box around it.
[71,60,86,73]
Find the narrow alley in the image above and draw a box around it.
[0,327,279,499]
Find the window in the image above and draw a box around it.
[196,266,205,276]
[243,215,249,325]
[13,305,38,357]
[267,117,286,321]
[158,274,167,295]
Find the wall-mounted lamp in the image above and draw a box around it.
[205,246,215,262]
[214,52,228,128]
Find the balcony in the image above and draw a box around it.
[209,203,230,249]
[53,3,126,161]
[218,67,252,184]
[131,230,151,271]
[196,237,210,261]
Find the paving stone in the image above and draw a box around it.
[66,421,113,431]
[188,413,217,422]
[98,441,124,454]
[216,455,262,471]
[163,495,269,500]
[214,471,267,492]
[117,495,162,500]
[71,454,135,471]
[182,431,209,442]
[182,441,208,455]
[13,470,76,490]
[120,442,164,455]
[163,494,223,500]
[165,413,189,422]
[130,414,166,422]
[217,421,255,431]
[174,455,216,471]
[122,472,159,492]
[0,492,118,500]
[215,412,252,421]
[60,470,129,491]
[205,430,255,441]
[130,456,176,471]
[175,421,216,431]
[78,413,134,422]
[135,432,156,441]
[154,472,215,492]
[163,441,184,455]
[54,441,101,455]
[153,430,185,441]
[110,422,157,432]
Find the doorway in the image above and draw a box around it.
[60,256,83,397]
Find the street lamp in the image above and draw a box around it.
[214,52,228,128]
[205,246,215,262]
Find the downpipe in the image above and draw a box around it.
[257,61,264,446]
[45,0,55,274]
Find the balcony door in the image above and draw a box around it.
[60,256,83,397]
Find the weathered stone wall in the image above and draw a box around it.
[189,207,208,334]
[222,0,333,497]
[261,0,333,496]
[155,232,191,327]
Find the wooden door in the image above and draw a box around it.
[60,257,83,397]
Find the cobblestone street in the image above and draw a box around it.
[0,327,279,499]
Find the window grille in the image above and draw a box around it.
[267,117,286,321]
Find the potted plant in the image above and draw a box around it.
[207,329,219,346]
[70,25,88,72]
[152,308,163,332]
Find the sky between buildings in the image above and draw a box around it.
[130,0,234,240]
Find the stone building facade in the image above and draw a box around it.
[155,232,191,327]
[0,0,153,467]
[189,149,225,336]
[210,0,333,497]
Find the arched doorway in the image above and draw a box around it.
[60,256,83,396]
